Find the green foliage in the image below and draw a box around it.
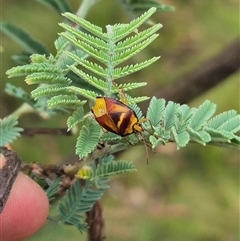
[47,95,84,109]
[58,7,161,96]
[76,156,136,180]
[5,83,36,107]
[96,160,137,177]
[46,178,62,202]
[5,7,240,156]
[146,97,165,126]
[146,97,240,149]
[6,7,162,157]
[75,119,101,159]
[0,22,49,56]
[118,0,174,14]
[0,116,23,147]
[2,4,240,237]
[204,110,240,148]
[6,8,160,114]
[189,100,216,130]
[35,0,71,14]
[63,155,135,229]
[58,178,109,232]
[67,106,85,130]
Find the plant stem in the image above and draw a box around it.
[75,0,101,19]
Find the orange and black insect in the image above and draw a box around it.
[91,97,144,137]
[91,97,151,163]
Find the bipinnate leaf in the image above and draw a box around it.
[171,127,190,149]
[67,106,85,130]
[188,128,211,145]
[5,83,35,107]
[189,100,216,131]
[0,116,23,146]
[35,0,71,14]
[0,22,49,55]
[164,101,179,131]
[119,0,174,14]
[96,160,136,177]
[76,119,101,159]
[58,178,109,232]
[147,97,165,126]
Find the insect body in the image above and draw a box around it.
[91,97,143,137]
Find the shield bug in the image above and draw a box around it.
[91,97,143,137]
[91,97,150,163]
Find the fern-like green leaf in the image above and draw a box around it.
[0,22,49,55]
[128,101,143,119]
[188,127,211,145]
[0,116,23,146]
[115,25,162,52]
[164,101,179,131]
[172,104,193,148]
[69,67,108,92]
[66,86,97,100]
[128,96,150,105]
[6,63,61,78]
[70,66,107,85]
[25,73,71,85]
[150,134,166,148]
[5,83,36,107]
[171,126,190,149]
[61,32,109,64]
[189,100,216,131]
[147,97,165,126]
[113,82,147,93]
[205,110,238,129]
[111,7,157,42]
[119,0,174,14]
[218,115,240,133]
[46,178,61,202]
[100,132,122,142]
[58,178,109,231]
[58,180,87,231]
[67,106,85,130]
[96,160,136,177]
[11,53,31,65]
[113,57,160,79]
[112,34,159,66]
[54,35,69,53]
[67,55,107,78]
[177,104,194,124]
[31,84,69,99]
[30,53,54,64]
[204,128,235,142]
[47,95,84,109]
[59,50,88,70]
[209,136,240,149]
[35,0,71,14]
[76,119,101,159]
[58,7,160,100]
[62,12,107,41]
[59,23,108,51]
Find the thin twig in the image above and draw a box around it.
[21,128,72,136]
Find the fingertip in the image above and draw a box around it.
[0,156,49,241]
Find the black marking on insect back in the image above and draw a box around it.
[119,111,133,136]
[109,112,122,128]
[109,111,132,136]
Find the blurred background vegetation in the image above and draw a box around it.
[1,0,239,240]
